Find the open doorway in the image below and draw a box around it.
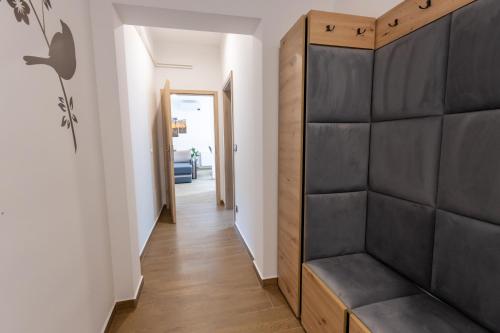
[170,90,221,202]
[160,83,222,224]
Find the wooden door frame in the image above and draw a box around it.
[169,89,222,206]
[161,81,177,224]
[222,72,235,211]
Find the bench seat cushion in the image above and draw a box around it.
[353,294,488,333]
[306,253,420,308]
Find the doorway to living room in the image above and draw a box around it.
[169,90,221,205]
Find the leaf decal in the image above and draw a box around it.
[59,97,64,103]
[69,97,73,110]
[58,102,66,112]
[6,0,31,25]
[72,114,78,123]
[61,116,67,127]
[67,121,70,129]
[44,0,52,10]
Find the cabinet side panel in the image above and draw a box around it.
[278,15,306,317]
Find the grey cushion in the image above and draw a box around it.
[304,191,366,261]
[305,123,370,194]
[306,45,372,123]
[366,192,435,289]
[306,253,420,308]
[370,117,442,206]
[432,210,500,332]
[373,16,449,121]
[353,294,488,333]
[438,110,500,225]
[174,162,192,175]
[446,0,500,113]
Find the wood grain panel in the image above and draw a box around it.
[301,264,348,333]
[308,10,376,49]
[278,15,306,317]
[376,0,476,48]
[161,81,177,224]
[349,314,372,333]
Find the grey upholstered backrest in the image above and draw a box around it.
[303,1,500,330]
[431,1,500,331]
[367,1,500,330]
[303,45,373,261]
[367,15,450,289]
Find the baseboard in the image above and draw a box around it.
[234,222,254,260]
[103,276,144,333]
[252,261,278,287]
[233,223,277,287]
[140,205,165,260]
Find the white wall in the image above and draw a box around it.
[120,25,163,254]
[333,0,402,17]
[0,1,115,332]
[154,42,222,91]
[221,33,264,274]
[171,94,216,169]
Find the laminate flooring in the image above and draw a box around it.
[108,189,303,333]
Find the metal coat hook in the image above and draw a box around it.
[419,0,432,9]
[357,28,367,36]
[326,24,335,32]
[388,19,399,28]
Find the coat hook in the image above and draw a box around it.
[388,19,399,28]
[419,0,432,9]
[326,24,335,32]
[357,28,367,36]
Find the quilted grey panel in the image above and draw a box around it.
[353,294,488,333]
[438,110,500,224]
[446,0,500,113]
[307,45,373,123]
[304,191,366,261]
[366,192,435,289]
[370,117,442,206]
[373,15,449,121]
[305,123,370,194]
[432,210,500,332]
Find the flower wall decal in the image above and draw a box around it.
[6,0,31,24]
[2,0,79,152]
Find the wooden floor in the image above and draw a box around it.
[108,190,303,332]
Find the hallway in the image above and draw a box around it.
[108,190,302,332]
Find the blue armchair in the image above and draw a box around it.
[173,150,192,184]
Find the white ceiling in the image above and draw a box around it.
[143,27,223,47]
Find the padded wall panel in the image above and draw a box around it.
[370,117,442,206]
[432,210,500,332]
[446,0,500,113]
[305,123,370,194]
[373,16,449,121]
[306,45,373,123]
[366,192,435,289]
[304,191,366,261]
[438,110,500,225]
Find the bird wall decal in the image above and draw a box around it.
[2,0,80,152]
[23,20,76,80]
